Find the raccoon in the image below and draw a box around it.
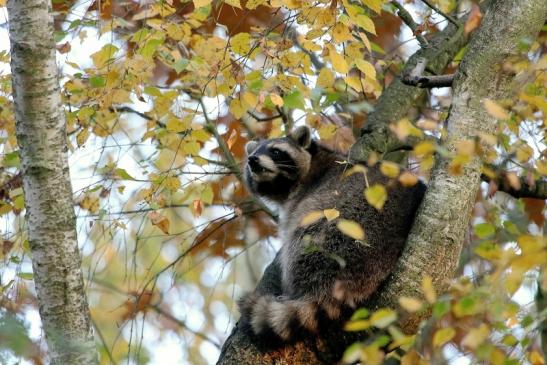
[239,126,425,341]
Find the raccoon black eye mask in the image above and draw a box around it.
[239,126,426,340]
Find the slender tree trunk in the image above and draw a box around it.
[7,1,98,364]
[217,0,547,363]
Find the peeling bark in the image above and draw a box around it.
[7,0,98,364]
[217,0,547,363]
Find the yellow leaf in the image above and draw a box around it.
[398,297,424,313]
[461,324,489,350]
[401,350,424,365]
[224,0,242,8]
[164,176,181,191]
[352,14,376,34]
[300,210,324,226]
[76,128,90,147]
[318,124,337,139]
[317,67,335,89]
[327,45,349,74]
[231,32,251,55]
[422,275,437,303]
[91,44,118,69]
[515,143,533,163]
[166,117,189,133]
[506,172,521,191]
[390,118,423,140]
[380,161,400,178]
[529,351,545,365]
[413,140,436,157]
[245,0,265,9]
[242,91,258,109]
[538,159,547,176]
[483,99,510,120]
[344,76,363,92]
[201,185,214,204]
[432,327,455,347]
[323,208,340,221]
[358,32,372,52]
[270,93,284,107]
[194,0,212,7]
[337,219,365,240]
[229,99,246,119]
[364,184,387,210]
[344,164,368,177]
[354,59,376,79]
[369,308,397,328]
[398,171,419,187]
[331,23,352,43]
[362,0,383,14]
[344,319,370,331]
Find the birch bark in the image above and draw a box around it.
[7,0,98,363]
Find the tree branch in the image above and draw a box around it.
[392,1,429,46]
[420,0,459,26]
[401,57,454,87]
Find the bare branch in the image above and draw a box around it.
[392,1,429,46]
[421,0,460,26]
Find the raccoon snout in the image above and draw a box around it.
[248,155,263,172]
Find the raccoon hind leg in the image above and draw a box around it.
[238,292,320,340]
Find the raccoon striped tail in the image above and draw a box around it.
[238,293,321,340]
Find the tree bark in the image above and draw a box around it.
[217,0,547,363]
[7,1,98,364]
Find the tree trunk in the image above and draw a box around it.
[7,1,98,364]
[217,0,547,363]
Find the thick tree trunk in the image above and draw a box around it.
[217,0,547,363]
[7,1,98,364]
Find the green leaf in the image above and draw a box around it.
[89,75,106,88]
[115,168,136,181]
[3,151,20,168]
[283,90,306,110]
[17,272,34,280]
[172,58,189,73]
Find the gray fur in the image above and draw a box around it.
[239,126,426,340]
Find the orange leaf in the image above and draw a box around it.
[464,4,482,35]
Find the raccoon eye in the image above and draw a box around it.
[270,148,282,157]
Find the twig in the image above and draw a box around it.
[402,74,454,88]
[421,0,459,26]
[247,111,282,122]
[392,2,428,46]
[149,305,222,349]
[401,57,454,88]
[199,100,276,219]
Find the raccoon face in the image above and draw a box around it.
[244,126,313,201]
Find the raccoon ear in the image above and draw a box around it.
[245,140,259,155]
[289,126,312,149]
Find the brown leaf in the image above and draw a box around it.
[148,211,170,234]
[56,42,71,54]
[121,290,155,321]
[464,4,483,35]
[2,240,14,255]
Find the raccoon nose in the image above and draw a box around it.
[248,155,261,171]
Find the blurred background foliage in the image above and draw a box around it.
[0,0,544,364]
